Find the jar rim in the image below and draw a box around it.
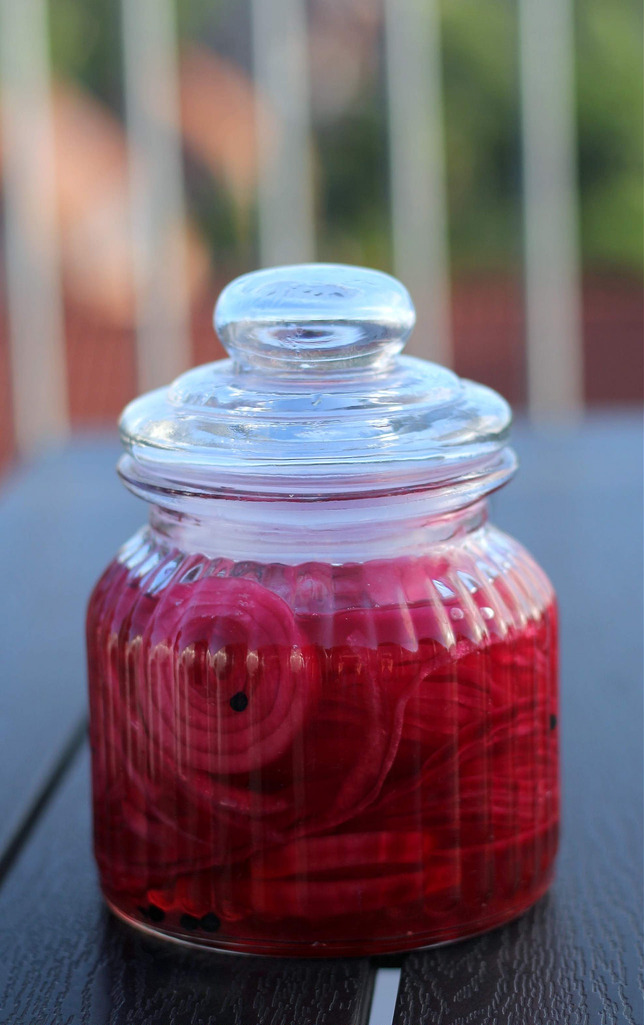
[117,445,517,511]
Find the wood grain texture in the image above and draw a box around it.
[394,415,643,1024]
[0,438,139,866]
[0,748,373,1025]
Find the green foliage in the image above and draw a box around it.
[184,153,257,269]
[440,0,522,271]
[315,106,391,269]
[175,0,228,41]
[49,0,123,111]
[576,0,643,271]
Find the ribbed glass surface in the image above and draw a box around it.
[87,520,559,956]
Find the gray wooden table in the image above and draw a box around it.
[0,414,641,1025]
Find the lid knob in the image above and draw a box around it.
[214,263,415,373]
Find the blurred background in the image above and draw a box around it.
[0,0,641,470]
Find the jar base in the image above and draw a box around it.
[105,875,554,959]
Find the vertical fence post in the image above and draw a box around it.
[250,0,315,267]
[0,0,68,454]
[519,0,583,417]
[121,0,190,392]
[384,0,451,364]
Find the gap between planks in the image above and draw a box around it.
[367,967,401,1025]
[0,716,87,885]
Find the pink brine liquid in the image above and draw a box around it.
[87,526,559,956]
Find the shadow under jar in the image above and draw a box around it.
[87,264,559,957]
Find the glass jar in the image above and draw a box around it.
[86,264,559,957]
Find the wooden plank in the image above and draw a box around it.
[0,0,69,453]
[393,416,643,1023]
[0,748,374,1025]
[0,438,139,868]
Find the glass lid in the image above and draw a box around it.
[119,264,515,500]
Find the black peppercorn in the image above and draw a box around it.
[137,904,165,923]
[230,691,249,712]
[200,912,221,932]
[180,913,200,931]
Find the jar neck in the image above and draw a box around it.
[148,493,490,565]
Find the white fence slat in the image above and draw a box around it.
[384,0,451,365]
[519,0,583,416]
[121,0,190,392]
[0,0,68,454]
[251,0,315,267]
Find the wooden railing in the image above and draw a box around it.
[0,0,583,456]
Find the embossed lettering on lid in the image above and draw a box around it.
[215,264,415,372]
